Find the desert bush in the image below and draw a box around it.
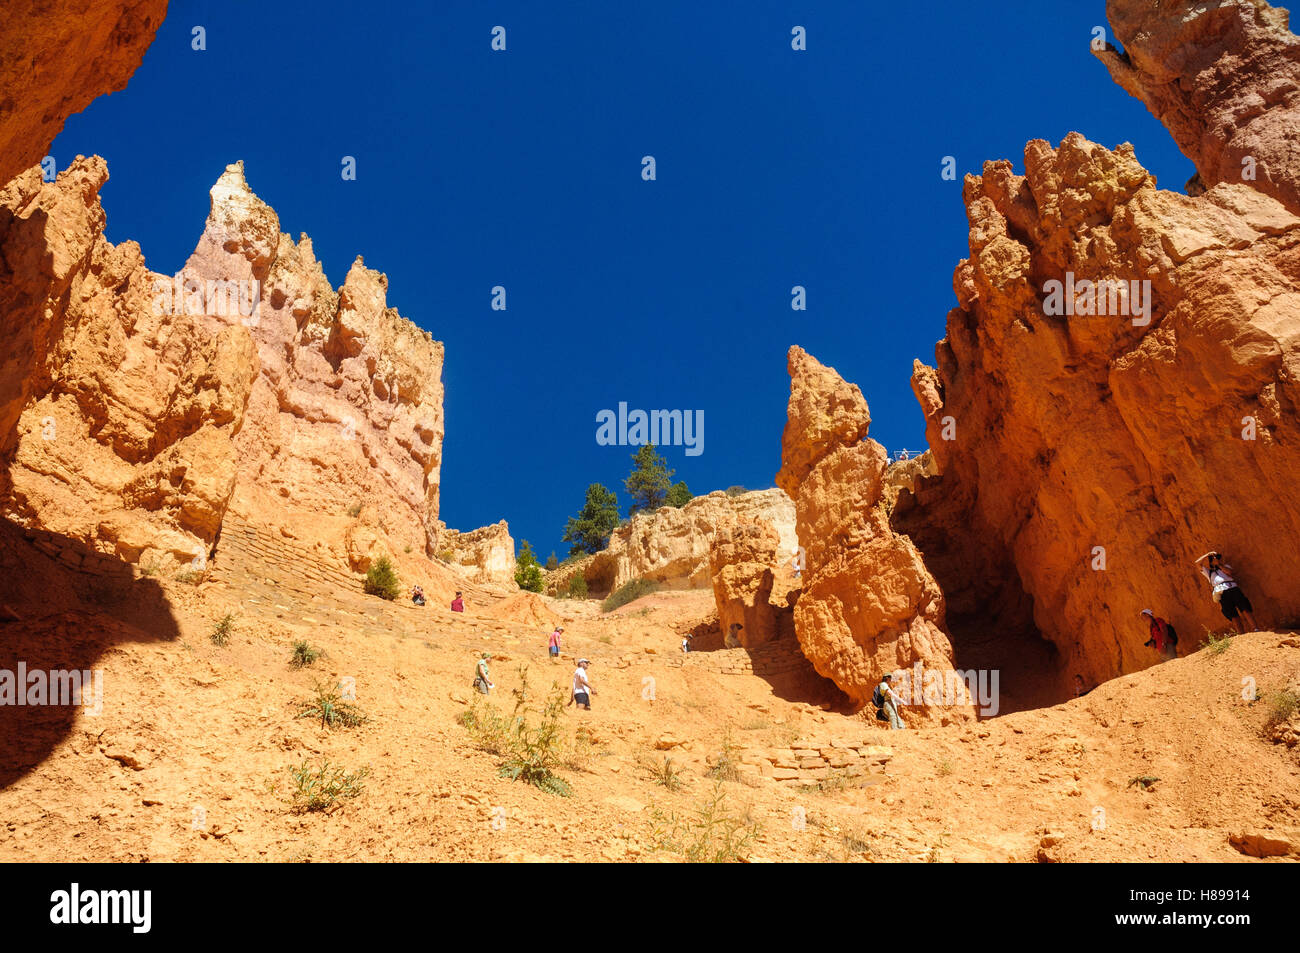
[1264,688,1299,731]
[560,573,589,600]
[289,760,369,813]
[1200,628,1232,656]
[706,729,741,782]
[290,640,321,669]
[515,541,544,593]
[640,754,685,791]
[601,577,658,613]
[346,502,362,518]
[724,485,747,497]
[297,681,370,729]
[364,555,401,600]
[462,666,573,796]
[651,781,757,862]
[210,613,235,647]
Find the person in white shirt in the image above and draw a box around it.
[571,658,594,710]
[875,673,906,730]
[1195,551,1258,634]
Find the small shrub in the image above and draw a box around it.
[297,681,370,729]
[346,502,362,518]
[724,485,747,497]
[601,577,658,613]
[640,754,685,791]
[707,729,740,782]
[210,613,235,647]
[463,667,573,796]
[1264,689,1299,731]
[1128,775,1160,791]
[1200,628,1232,656]
[651,781,757,862]
[515,541,544,593]
[817,768,865,794]
[289,640,321,669]
[937,758,954,777]
[175,567,208,585]
[364,555,401,601]
[289,760,369,813]
[560,573,589,600]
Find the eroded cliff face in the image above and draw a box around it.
[1096,0,1300,215]
[438,520,515,585]
[0,158,453,575]
[776,347,966,712]
[0,0,168,186]
[910,129,1300,689]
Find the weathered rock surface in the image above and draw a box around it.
[554,489,796,596]
[0,0,168,187]
[708,521,781,648]
[0,158,452,575]
[438,519,515,585]
[776,347,960,709]
[911,128,1300,689]
[1096,0,1300,215]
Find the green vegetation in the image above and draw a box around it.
[545,550,558,571]
[460,666,573,797]
[1128,775,1160,791]
[297,681,370,729]
[641,754,685,791]
[706,729,741,782]
[625,445,674,514]
[210,613,235,647]
[346,501,363,518]
[363,555,401,600]
[665,480,693,508]
[651,781,758,862]
[1264,688,1299,731]
[558,573,589,600]
[724,485,748,497]
[289,760,369,813]
[289,640,321,669]
[561,483,621,556]
[601,577,659,613]
[1200,628,1233,656]
[514,540,544,593]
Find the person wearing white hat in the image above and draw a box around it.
[571,658,594,710]
[1194,552,1258,634]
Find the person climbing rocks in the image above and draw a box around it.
[473,652,494,695]
[450,591,464,613]
[1140,609,1178,660]
[1195,551,1258,634]
[571,658,594,710]
[411,584,425,606]
[872,673,906,730]
[548,626,563,660]
[724,622,743,649]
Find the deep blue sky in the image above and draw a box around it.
[51,1,1193,560]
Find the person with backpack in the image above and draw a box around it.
[473,652,494,695]
[872,673,905,730]
[1195,551,1258,634]
[1140,609,1178,660]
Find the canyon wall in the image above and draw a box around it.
[0,0,167,186]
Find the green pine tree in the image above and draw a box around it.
[665,480,693,508]
[515,540,544,592]
[562,483,621,556]
[625,445,673,515]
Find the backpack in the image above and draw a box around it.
[1165,624,1178,646]
[871,684,885,708]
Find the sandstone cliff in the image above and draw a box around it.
[549,488,797,596]
[0,0,167,186]
[708,521,783,649]
[776,347,965,711]
[438,520,516,585]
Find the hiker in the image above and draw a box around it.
[1195,552,1258,634]
[1140,609,1178,660]
[872,673,906,730]
[411,585,425,606]
[681,632,693,653]
[450,591,464,613]
[548,626,563,660]
[724,622,743,649]
[1073,674,1091,698]
[571,658,594,710]
[473,652,494,695]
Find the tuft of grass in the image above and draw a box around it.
[650,780,758,863]
[210,613,235,647]
[289,640,321,669]
[706,729,741,782]
[816,767,865,794]
[1264,689,1299,731]
[363,555,401,601]
[297,681,370,729]
[462,666,574,796]
[640,754,685,792]
[346,502,362,518]
[1128,775,1160,791]
[937,758,954,777]
[174,567,208,585]
[1200,629,1232,656]
[289,760,369,813]
[601,577,659,613]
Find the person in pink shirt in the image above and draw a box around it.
[548,626,563,660]
[450,591,464,612]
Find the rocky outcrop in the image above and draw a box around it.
[776,347,962,709]
[911,128,1300,689]
[1096,0,1300,215]
[438,520,515,585]
[0,158,449,574]
[708,521,782,648]
[556,488,796,596]
[0,0,168,187]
